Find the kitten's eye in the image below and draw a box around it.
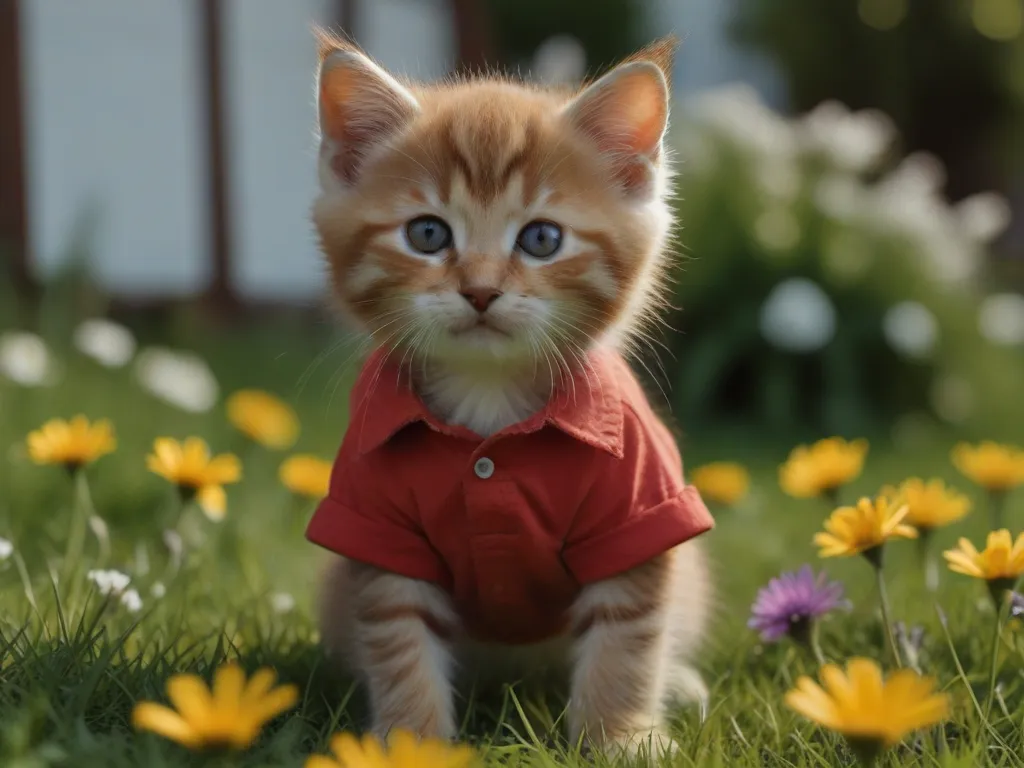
[516,221,563,260]
[405,216,453,255]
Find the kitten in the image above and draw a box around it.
[308,29,714,757]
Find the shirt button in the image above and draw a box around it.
[474,457,495,479]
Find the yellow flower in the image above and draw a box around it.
[280,455,332,498]
[944,529,1024,582]
[814,496,917,558]
[305,730,477,768]
[227,390,299,449]
[690,462,750,506]
[785,658,949,750]
[882,477,971,530]
[952,441,1024,492]
[780,437,868,499]
[27,416,116,470]
[132,663,298,750]
[147,437,241,520]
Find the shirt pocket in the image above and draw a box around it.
[471,532,576,642]
[461,479,579,642]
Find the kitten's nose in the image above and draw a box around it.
[460,288,502,313]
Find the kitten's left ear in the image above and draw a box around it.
[563,37,677,197]
[315,28,419,188]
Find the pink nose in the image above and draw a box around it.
[460,288,502,313]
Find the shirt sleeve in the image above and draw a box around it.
[561,408,714,585]
[305,443,449,586]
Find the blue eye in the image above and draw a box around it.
[516,221,563,259]
[406,216,452,255]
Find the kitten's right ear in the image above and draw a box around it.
[315,31,419,187]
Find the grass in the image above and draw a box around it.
[1,309,1023,767]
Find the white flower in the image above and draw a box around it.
[755,158,802,202]
[0,331,58,387]
[814,175,868,221]
[532,35,586,85]
[759,278,837,353]
[689,85,798,158]
[0,537,12,560]
[86,569,131,595]
[978,293,1024,346]
[870,153,981,284]
[120,589,143,613]
[73,319,136,368]
[883,301,939,359]
[151,582,167,598]
[955,193,1012,244]
[798,101,895,172]
[271,592,296,614]
[754,208,801,251]
[134,347,219,413]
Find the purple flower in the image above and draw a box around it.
[749,565,849,643]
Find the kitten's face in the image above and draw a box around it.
[313,38,675,372]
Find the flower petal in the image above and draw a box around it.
[197,485,227,521]
[132,703,202,747]
[244,668,278,700]
[247,683,299,724]
[213,664,247,706]
[207,454,242,485]
[166,674,214,723]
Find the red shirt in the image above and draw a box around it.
[307,347,713,644]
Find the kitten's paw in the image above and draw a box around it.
[667,664,710,722]
[605,727,679,763]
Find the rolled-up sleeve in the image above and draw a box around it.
[562,409,714,584]
[306,446,449,585]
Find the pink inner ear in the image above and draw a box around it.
[596,71,667,159]
[318,58,416,184]
[569,67,668,194]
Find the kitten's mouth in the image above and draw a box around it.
[451,317,511,339]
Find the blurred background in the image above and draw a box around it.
[1,0,1023,455]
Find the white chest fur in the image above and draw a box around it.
[416,367,551,437]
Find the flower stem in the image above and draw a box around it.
[824,486,841,510]
[875,564,902,668]
[916,528,939,593]
[62,470,95,587]
[984,598,1004,720]
[988,490,1007,531]
[848,737,882,766]
[809,620,827,666]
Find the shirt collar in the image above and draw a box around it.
[350,347,626,458]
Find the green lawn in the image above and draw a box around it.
[1,313,1022,767]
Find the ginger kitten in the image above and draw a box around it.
[307,30,715,757]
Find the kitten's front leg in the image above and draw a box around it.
[567,553,677,758]
[324,559,459,739]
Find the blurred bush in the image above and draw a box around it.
[731,0,1024,200]
[662,87,1023,439]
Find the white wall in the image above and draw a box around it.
[22,0,455,300]
[22,0,208,296]
[222,0,454,301]
[647,0,784,104]
[223,0,332,301]
[21,0,765,300]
